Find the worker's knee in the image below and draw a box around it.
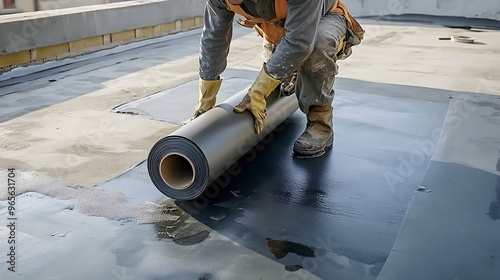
[301,34,339,74]
[315,29,338,57]
[302,48,338,76]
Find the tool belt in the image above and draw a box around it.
[225,0,365,60]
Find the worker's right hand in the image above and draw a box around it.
[193,78,222,119]
[234,67,280,134]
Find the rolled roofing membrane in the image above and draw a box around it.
[148,90,298,200]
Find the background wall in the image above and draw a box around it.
[38,0,107,10]
[347,0,500,20]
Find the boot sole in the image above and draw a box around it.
[293,136,333,159]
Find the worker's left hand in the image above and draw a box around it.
[234,67,280,134]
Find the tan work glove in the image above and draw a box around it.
[234,67,280,134]
[193,78,222,118]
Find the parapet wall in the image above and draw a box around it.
[0,0,206,73]
[348,0,500,20]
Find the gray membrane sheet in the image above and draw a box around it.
[379,97,500,280]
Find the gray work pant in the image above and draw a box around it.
[263,12,347,114]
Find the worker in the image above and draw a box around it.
[193,0,364,158]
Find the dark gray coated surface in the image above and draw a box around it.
[156,90,449,279]
[379,97,500,280]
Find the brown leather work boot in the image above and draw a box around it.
[293,105,334,158]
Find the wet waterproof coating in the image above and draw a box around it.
[148,90,298,200]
